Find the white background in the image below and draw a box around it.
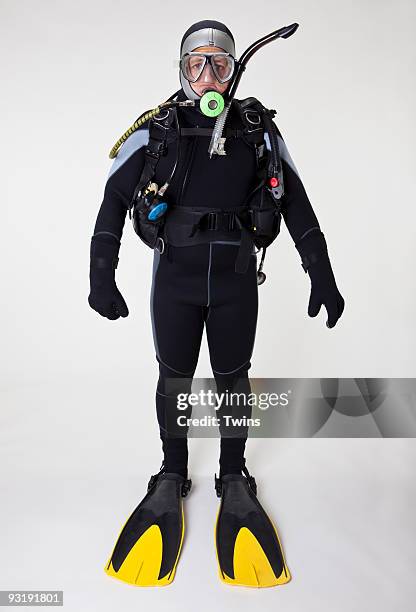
[1,1,415,610]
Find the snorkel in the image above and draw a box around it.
[201,23,299,157]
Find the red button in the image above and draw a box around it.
[269,177,279,187]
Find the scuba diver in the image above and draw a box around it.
[89,20,345,588]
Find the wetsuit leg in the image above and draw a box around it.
[150,245,208,476]
[204,243,259,477]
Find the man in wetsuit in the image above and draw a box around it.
[89,17,344,511]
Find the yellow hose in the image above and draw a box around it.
[109,103,170,159]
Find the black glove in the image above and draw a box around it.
[88,234,129,320]
[296,229,344,328]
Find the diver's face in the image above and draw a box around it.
[188,46,231,97]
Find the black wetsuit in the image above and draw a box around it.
[90,88,327,477]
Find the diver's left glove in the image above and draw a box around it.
[88,234,129,320]
[296,229,344,328]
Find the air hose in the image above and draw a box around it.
[109,101,179,159]
[109,92,192,159]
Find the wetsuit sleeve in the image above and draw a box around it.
[92,128,150,241]
[268,123,321,245]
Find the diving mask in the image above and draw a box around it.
[180,52,235,84]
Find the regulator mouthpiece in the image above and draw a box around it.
[199,91,225,117]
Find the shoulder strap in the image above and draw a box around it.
[234,97,284,201]
[138,106,177,189]
[233,97,267,166]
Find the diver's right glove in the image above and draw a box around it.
[88,234,129,320]
[296,229,345,328]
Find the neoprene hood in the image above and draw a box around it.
[179,19,236,100]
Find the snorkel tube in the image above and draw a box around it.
[207,22,299,158]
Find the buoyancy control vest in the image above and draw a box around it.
[128,93,285,282]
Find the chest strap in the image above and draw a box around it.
[180,127,244,137]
